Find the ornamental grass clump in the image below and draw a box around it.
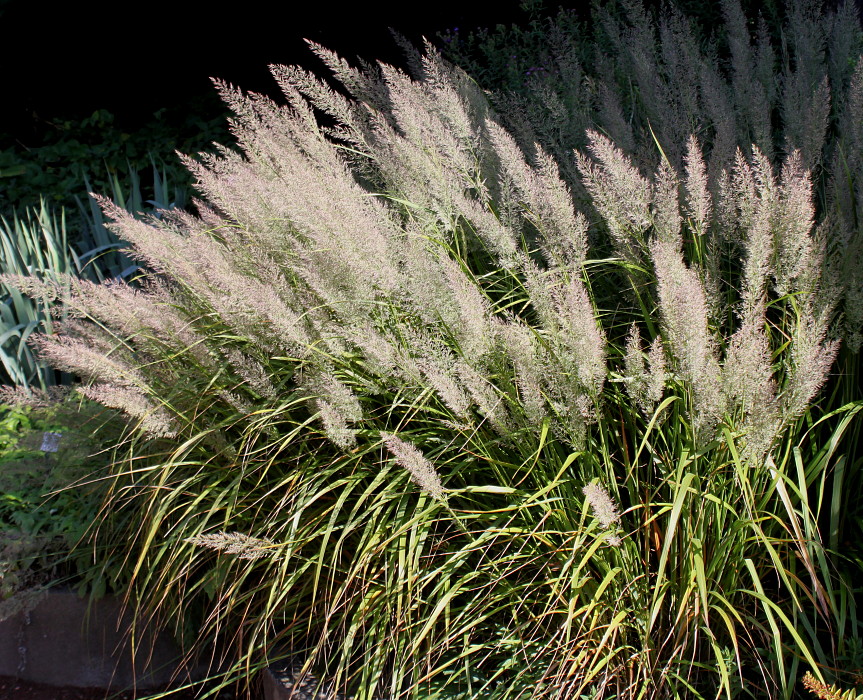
[3,15,861,699]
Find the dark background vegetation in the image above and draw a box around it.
[4,0,863,133]
[6,0,861,141]
[0,0,540,141]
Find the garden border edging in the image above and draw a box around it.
[0,588,201,690]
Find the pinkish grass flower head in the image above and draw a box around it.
[381,432,445,501]
[583,481,621,529]
[185,531,276,560]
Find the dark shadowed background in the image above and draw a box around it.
[0,0,539,143]
[3,0,860,167]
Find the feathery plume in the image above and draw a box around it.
[722,0,776,160]
[782,2,830,170]
[419,357,472,422]
[304,373,364,449]
[577,130,652,266]
[683,136,712,236]
[0,385,69,409]
[698,58,738,183]
[825,2,861,104]
[221,348,277,399]
[646,336,668,407]
[185,531,276,560]
[486,119,588,267]
[652,159,682,246]
[438,254,495,358]
[775,151,817,295]
[453,193,520,268]
[651,237,725,438]
[381,432,444,500]
[595,57,635,154]
[783,305,840,420]
[78,383,177,439]
[31,325,147,391]
[624,324,648,400]
[316,401,357,450]
[582,481,621,530]
[457,360,512,437]
[656,6,704,163]
[521,262,606,398]
[722,302,780,462]
[737,147,777,315]
[501,320,549,427]
[624,324,666,416]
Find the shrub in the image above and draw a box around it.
[0,392,128,618]
[4,6,862,699]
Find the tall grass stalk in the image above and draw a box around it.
[4,36,860,700]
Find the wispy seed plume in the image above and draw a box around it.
[583,481,621,530]
[381,432,445,500]
[185,531,276,560]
